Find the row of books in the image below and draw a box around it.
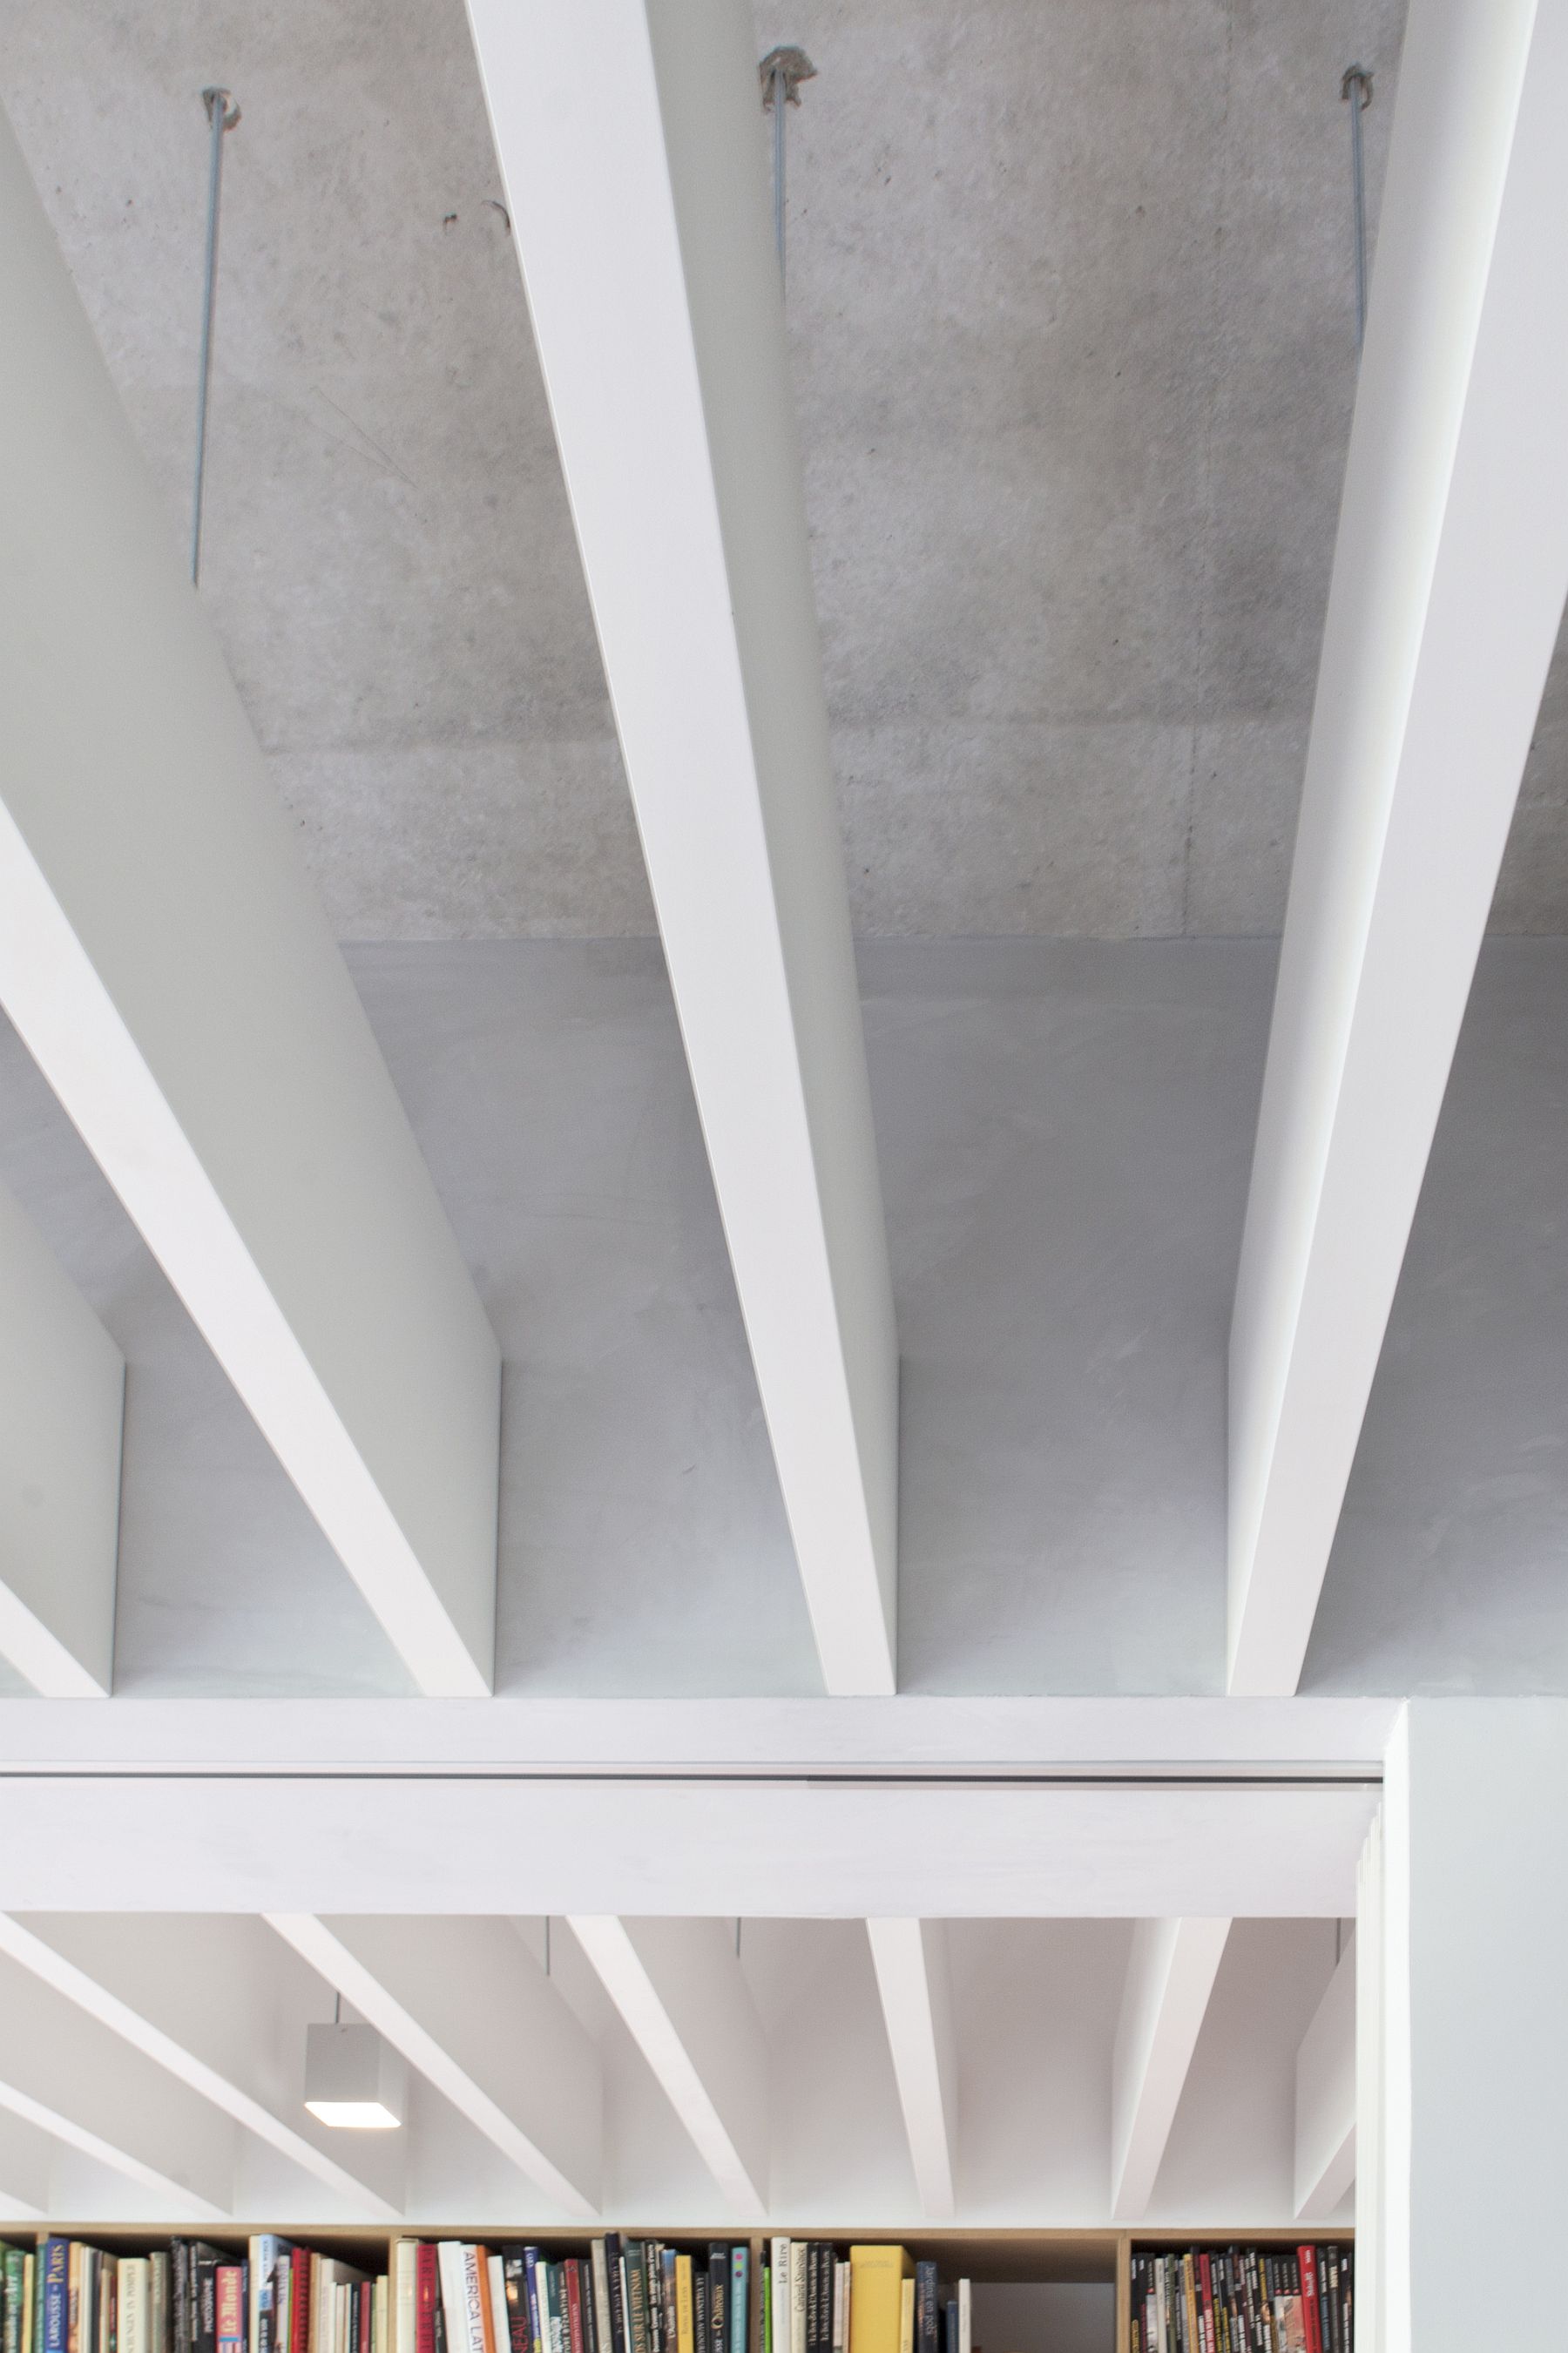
[391,2243,970,2353]
[0,2241,388,2353]
[1129,2246,1352,2353]
[0,2248,965,2353]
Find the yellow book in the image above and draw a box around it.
[676,2259,695,2353]
[898,2282,914,2353]
[847,2250,911,2353]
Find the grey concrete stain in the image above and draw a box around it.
[32,0,1562,942]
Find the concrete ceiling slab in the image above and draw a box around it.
[41,0,1568,942]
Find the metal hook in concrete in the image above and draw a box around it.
[192,85,240,585]
[760,46,816,286]
[1341,65,1373,354]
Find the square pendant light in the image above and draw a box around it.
[303,2021,407,2129]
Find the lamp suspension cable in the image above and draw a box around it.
[759,46,816,286]
[191,84,240,586]
[1341,64,1373,353]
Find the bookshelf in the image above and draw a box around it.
[0,2228,1354,2353]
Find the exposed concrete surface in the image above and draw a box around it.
[1308,941,1568,1696]
[30,0,1554,941]
[9,936,1568,1701]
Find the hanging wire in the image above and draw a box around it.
[1341,65,1373,354]
[192,85,240,585]
[759,47,816,286]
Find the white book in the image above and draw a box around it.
[789,2250,807,2353]
[488,2258,509,2353]
[118,2260,151,2353]
[375,2278,389,2353]
[830,2268,845,2353]
[591,2245,613,2353]
[438,2245,470,2353]
[957,2282,970,2353]
[394,2248,418,2353]
[770,2243,790,2353]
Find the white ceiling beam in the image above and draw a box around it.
[0,1778,1380,1918]
[0,1178,122,1694]
[0,1912,401,2215]
[265,1912,599,2218]
[865,1917,958,2218]
[1294,1932,1356,2217]
[1111,1917,1231,2220]
[0,1949,231,2215]
[568,1915,767,2212]
[0,108,500,1696]
[0,1692,1399,1774]
[1227,0,1568,1693]
[463,0,898,1694]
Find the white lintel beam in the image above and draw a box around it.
[0,1778,1380,1918]
[0,1947,231,2215]
[1111,1917,1231,2220]
[569,1915,767,2213]
[463,0,898,1694]
[0,1911,401,2216]
[266,1912,599,2218]
[0,107,500,1695]
[865,1917,958,2218]
[1294,1931,1356,2217]
[1227,0,1568,1693]
[0,1178,123,1694]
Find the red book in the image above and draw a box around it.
[1197,2255,1214,2353]
[290,2253,312,2353]
[361,2286,373,2353]
[564,2268,585,2353]
[1296,2250,1322,2353]
[416,2250,440,2353]
[217,2271,247,2353]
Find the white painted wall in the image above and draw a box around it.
[1377,1700,1568,2353]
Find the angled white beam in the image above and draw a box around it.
[0,1912,400,2215]
[1227,0,1568,1693]
[464,0,898,1693]
[266,1912,598,2218]
[0,107,500,1695]
[1295,1931,1356,2217]
[1111,1916,1231,2219]
[0,1178,123,1694]
[0,1948,231,2215]
[865,1917,958,2218]
[568,1915,767,2213]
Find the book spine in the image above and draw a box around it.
[674,2268,693,2353]
[43,2245,69,2353]
[414,2251,438,2353]
[565,2269,585,2353]
[625,2262,648,2353]
[216,2274,245,2353]
[702,2259,723,2353]
[728,2256,746,2353]
[599,2250,623,2353]
[896,2288,911,2353]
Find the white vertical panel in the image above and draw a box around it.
[0,1178,122,1694]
